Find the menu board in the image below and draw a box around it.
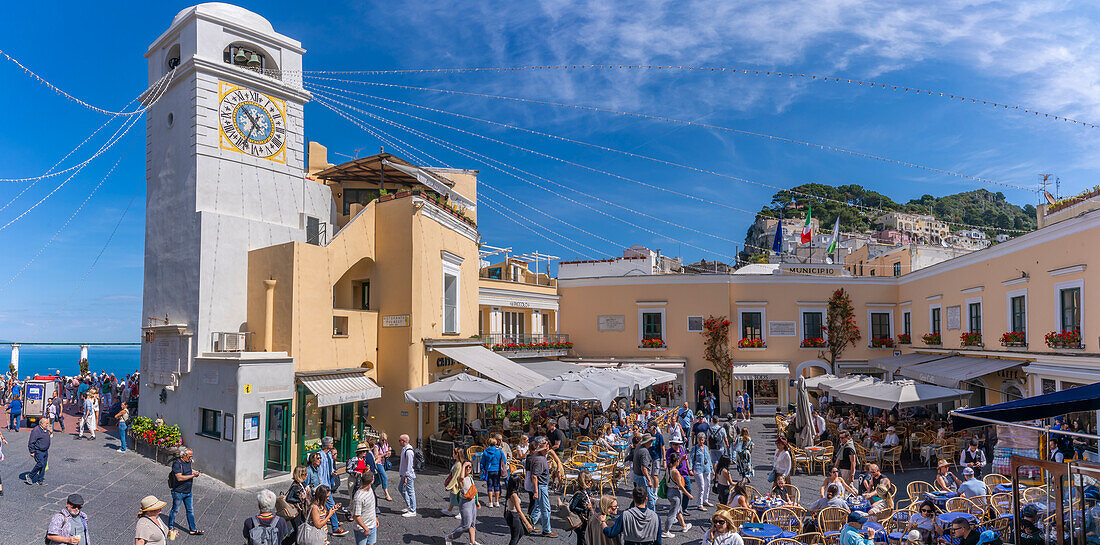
[243,413,260,442]
[302,395,322,452]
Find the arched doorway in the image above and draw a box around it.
[1002,382,1024,403]
[694,369,720,415]
[965,378,987,408]
[795,360,832,378]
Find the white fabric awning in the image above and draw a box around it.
[827,378,972,410]
[518,358,586,379]
[404,373,519,404]
[297,369,382,407]
[433,345,548,392]
[731,363,790,380]
[898,355,1022,388]
[868,353,950,374]
[382,159,476,208]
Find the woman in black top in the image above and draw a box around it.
[568,472,593,545]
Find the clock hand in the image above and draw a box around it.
[242,106,261,128]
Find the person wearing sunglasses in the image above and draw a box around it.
[907,500,938,543]
[820,466,858,498]
[937,517,978,545]
[703,510,742,545]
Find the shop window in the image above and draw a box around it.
[1061,287,1081,331]
[642,312,663,340]
[968,302,982,333]
[200,408,222,438]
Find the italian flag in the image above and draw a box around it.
[826,216,840,253]
[800,204,813,244]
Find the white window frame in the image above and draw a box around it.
[1054,278,1084,332]
[1005,289,1027,334]
[965,296,983,334]
[637,307,666,344]
[442,251,464,335]
[929,303,943,335]
[738,307,767,343]
[798,307,827,342]
[867,309,894,341]
[686,315,704,332]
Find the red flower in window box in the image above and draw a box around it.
[1045,329,1082,349]
[800,337,827,348]
[922,333,941,345]
[896,334,911,344]
[960,332,982,346]
[641,338,665,348]
[871,337,894,348]
[738,338,765,348]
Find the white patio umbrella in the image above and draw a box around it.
[823,374,882,394]
[620,366,677,388]
[803,374,842,389]
[796,376,817,447]
[519,372,618,410]
[830,379,972,411]
[404,373,520,404]
[577,367,635,398]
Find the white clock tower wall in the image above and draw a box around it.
[139,3,334,465]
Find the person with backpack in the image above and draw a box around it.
[168,448,203,535]
[398,433,419,517]
[243,490,289,545]
[708,415,728,466]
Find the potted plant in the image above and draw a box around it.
[641,338,665,348]
[738,338,766,348]
[801,337,827,348]
[960,332,982,347]
[999,331,1026,347]
[896,333,911,344]
[922,333,942,346]
[870,337,894,348]
[1045,329,1083,349]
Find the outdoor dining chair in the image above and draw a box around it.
[795,532,825,545]
[944,496,972,513]
[766,538,802,545]
[990,493,1011,515]
[818,506,848,536]
[730,507,759,526]
[983,473,1010,487]
[762,507,802,534]
[793,447,815,475]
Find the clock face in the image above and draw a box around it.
[218,83,287,162]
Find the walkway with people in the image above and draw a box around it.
[0,402,943,545]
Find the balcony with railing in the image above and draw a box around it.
[480,333,572,358]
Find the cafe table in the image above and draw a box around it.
[925,490,959,510]
[847,496,872,513]
[750,497,787,516]
[740,523,796,541]
[864,521,886,542]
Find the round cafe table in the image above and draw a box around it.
[751,497,786,516]
[864,521,886,542]
[740,523,786,541]
[994,483,1013,494]
[925,490,959,510]
[847,497,872,513]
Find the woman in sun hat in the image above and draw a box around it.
[135,495,172,545]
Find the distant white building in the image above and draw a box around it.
[558,245,682,278]
[951,229,991,250]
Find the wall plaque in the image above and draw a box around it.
[598,315,625,332]
[382,315,410,327]
[946,305,962,330]
[768,321,797,337]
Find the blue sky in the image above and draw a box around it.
[2,1,1100,342]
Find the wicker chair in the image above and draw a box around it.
[818,506,848,535]
[883,517,909,545]
[813,446,835,474]
[745,484,763,501]
[903,480,934,510]
[730,507,759,526]
[990,493,1012,515]
[793,448,815,475]
[762,507,802,534]
[767,539,803,545]
[796,533,825,545]
[882,445,904,473]
[969,495,993,520]
[744,538,766,545]
[983,473,1010,487]
[944,496,973,513]
[823,532,840,545]
[986,513,1012,537]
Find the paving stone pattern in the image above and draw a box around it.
[0,406,941,545]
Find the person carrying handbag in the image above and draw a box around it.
[444,461,479,545]
[567,472,593,545]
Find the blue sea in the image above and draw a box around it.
[4,345,140,378]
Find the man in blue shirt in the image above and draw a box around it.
[647,422,665,470]
[958,467,989,498]
[840,511,876,545]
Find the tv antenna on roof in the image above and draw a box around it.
[1038,174,1054,203]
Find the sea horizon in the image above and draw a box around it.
[3,344,140,378]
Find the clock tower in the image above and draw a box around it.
[140,5,332,395]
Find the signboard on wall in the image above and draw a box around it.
[382,315,410,327]
[242,413,260,442]
[768,321,797,337]
[946,305,962,330]
[598,315,625,332]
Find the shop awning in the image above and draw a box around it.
[897,355,1022,388]
[404,373,519,404]
[433,345,548,392]
[951,382,1100,431]
[731,363,790,380]
[831,379,972,411]
[297,369,382,407]
[868,353,950,374]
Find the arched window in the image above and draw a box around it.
[165,44,181,74]
[222,43,279,78]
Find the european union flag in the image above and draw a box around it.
[771,218,783,252]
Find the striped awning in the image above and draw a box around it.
[297,368,382,407]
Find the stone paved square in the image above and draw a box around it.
[1,405,942,545]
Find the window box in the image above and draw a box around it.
[896,334,911,345]
[869,337,894,348]
[738,338,765,348]
[640,338,665,349]
[922,333,941,346]
[960,332,982,347]
[800,338,827,348]
[1045,329,1083,349]
[999,332,1026,347]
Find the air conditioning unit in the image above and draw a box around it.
[213,332,247,352]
